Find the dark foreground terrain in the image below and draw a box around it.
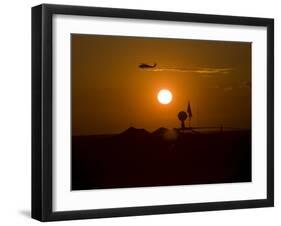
[72,127,251,190]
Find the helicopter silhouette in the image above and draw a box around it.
[139,63,157,69]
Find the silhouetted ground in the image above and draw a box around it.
[72,127,251,190]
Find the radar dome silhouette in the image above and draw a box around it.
[178,111,188,130]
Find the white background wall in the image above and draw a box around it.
[0,0,279,225]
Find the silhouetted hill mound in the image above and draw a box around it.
[152,127,180,140]
[152,127,169,136]
[119,127,150,137]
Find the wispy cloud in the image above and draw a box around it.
[210,85,220,89]
[143,67,233,75]
[211,81,250,92]
[223,87,233,92]
[239,80,251,88]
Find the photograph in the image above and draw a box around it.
[71,34,252,190]
[31,3,274,221]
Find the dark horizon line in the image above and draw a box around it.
[72,126,251,137]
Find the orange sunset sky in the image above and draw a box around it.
[71,34,251,136]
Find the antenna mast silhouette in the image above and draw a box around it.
[187,101,192,128]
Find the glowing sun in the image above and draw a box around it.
[157,89,173,104]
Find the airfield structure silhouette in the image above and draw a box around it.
[176,102,244,133]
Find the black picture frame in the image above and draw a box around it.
[32,4,274,222]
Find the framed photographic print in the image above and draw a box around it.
[32,4,274,221]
